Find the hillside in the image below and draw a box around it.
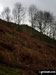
[0,19,56,75]
[0,19,56,46]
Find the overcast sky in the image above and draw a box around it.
[0,0,56,16]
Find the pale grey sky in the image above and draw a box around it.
[0,0,56,15]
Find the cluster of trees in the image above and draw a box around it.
[1,2,56,39]
[29,5,56,39]
[1,2,25,24]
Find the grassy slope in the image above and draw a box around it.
[0,19,56,75]
[19,25,56,46]
[0,23,37,75]
[0,19,55,46]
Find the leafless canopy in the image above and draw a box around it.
[12,2,25,24]
[2,7,10,22]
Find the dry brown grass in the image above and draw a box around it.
[0,21,56,74]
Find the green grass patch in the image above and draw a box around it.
[6,32,15,39]
[22,47,32,52]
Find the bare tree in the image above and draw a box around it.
[52,26,56,39]
[29,5,38,28]
[2,7,10,22]
[35,10,44,33]
[12,2,25,24]
[43,11,54,36]
[51,21,56,39]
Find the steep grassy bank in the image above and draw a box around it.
[0,19,56,75]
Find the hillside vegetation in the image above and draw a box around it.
[0,19,56,75]
[0,19,56,46]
